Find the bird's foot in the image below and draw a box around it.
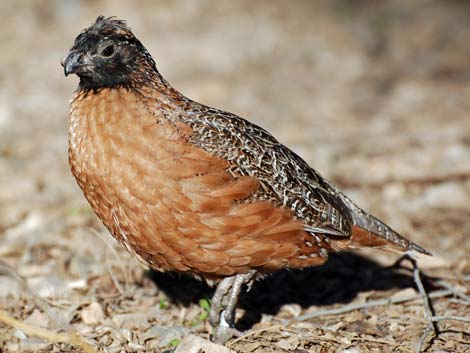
[211,309,242,344]
[208,271,257,343]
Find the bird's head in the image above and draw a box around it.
[62,16,158,90]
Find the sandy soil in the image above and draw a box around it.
[0,1,468,352]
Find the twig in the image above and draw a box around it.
[349,337,413,353]
[431,316,470,323]
[435,279,470,303]
[409,255,437,353]
[89,227,129,295]
[415,325,433,353]
[293,254,470,352]
[0,260,71,328]
[449,298,470,305]
[228,325,283,345]
[379,254,470,351]
[230,326,416,353]
[293,289,453,323]
[0,260,49,311]
[0,310,98,353]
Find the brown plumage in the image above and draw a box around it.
[63,16,430,343]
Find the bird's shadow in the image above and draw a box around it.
[147,252,434,330]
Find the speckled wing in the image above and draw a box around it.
[175,102,430,255]
[177,103,354,238]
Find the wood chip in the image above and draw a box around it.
[81,302,104,325]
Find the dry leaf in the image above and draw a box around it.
[81,302,104,325]
[24,309,49,329]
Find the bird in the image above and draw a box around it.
[62,16,431,343]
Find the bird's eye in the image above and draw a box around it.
[100,44,115,57]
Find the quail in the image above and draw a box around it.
[62,16,430,343]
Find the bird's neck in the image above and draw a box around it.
[134,72,183,102]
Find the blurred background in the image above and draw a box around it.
[1,0,468,258]
[0,0,468,351]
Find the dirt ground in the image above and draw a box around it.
[0,1,469,352]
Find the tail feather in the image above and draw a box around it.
[337,192,431,256]
[352,213,431,255]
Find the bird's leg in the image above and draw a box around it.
[211,270,257,344]
[222,270,257,326]
[209,276,236,327]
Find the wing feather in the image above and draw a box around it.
[177,103,354,237]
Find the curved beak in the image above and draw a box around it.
[61,51,84,76]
